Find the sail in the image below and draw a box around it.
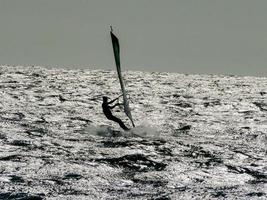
[110,30,135,127]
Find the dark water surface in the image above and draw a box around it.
[0,66,266,199]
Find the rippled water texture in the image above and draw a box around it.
[0,66,266,199]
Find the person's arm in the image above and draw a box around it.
[108,94,123,104]
[109,103,123,109]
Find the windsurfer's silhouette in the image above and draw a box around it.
[102,96,130,131]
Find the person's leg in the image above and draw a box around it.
[109,116,130,130]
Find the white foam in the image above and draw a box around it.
[83,122,160,138]
[82,125,117,137]
[129,124,160,138]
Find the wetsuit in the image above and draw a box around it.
[102,100,129,131]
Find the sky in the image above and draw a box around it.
[0,0,266,76]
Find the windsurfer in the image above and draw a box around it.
[102,96,130,131]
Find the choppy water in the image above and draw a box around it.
[0,66,266,199]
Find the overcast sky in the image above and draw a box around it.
[0,0,266,76]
